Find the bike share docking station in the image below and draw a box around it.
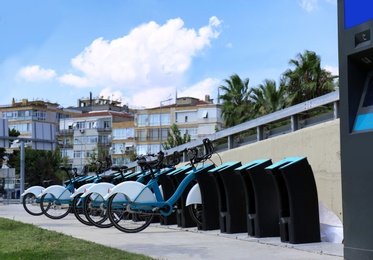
[192,163,220,231]
[338,1,373,258]
[235,159,279,238]
[165,165,194,227]
[208,161,247,234]
[265,157,320,244]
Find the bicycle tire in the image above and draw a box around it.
[188,204,203,226]
[40,193,71,219]
[107,192,154,233]
[83,193,113,228]
[22,192,44,216]
[72,193,93,226]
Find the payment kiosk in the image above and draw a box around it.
[338,0,373,258]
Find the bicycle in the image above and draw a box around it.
[105,138,215,233]
[81,153,180,229]
[38,167,89,219]
[71,162,128,226]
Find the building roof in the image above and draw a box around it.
[73,110,133,119]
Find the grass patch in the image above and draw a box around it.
[0,217,154,260]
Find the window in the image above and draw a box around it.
[149,114,160,126]
[180,127,198,140]
[87,121,97,129]
[149,129,159,141]
[160,113,170,125]
[137,114,148,126]
[76,121,86,129]
[112,128,134,139]
[137,129,146,141]
[103,120,111,128]
[73,150,83,158]
[112,143,125,154]
[175,111,197,123]
[202,111,208,118]
[161,128,168,140]
[136,144,148,155]
[9,123,32,134]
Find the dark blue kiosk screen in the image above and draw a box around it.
[345,0,373,29]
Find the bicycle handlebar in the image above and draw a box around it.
[189,138,214,166]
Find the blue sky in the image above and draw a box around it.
[0,0,338,109]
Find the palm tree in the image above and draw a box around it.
[250,77,288,117]
[219,74,253,127]
[283,50,337,105]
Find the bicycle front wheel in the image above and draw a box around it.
[107,192,154,233]
[83,193,113,228]
[72,193,92,226]
[22,192,43,216]
[40,193,71,219]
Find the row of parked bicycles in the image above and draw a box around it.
[21,138,215,233]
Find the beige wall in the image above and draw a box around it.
[208,119,342,221]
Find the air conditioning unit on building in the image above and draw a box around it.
[80,129,85,134]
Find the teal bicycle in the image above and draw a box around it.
[105,138,215,233]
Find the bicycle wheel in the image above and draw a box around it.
[107,192,154,233]
[22,192,43,216]
[83,193,113,228]
[72,193,92,226]
[188,204,203,226]
[40,193,71,219]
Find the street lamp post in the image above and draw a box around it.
[160,98,172,151]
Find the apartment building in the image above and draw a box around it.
[59,110,133,171]
[111,121,135,166]
[0,98,79,139]
[135,95,223,155]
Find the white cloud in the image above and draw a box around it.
[324,65,339,76]
[17,17,221,86]
[58,73,90,87]
[299,0,335,12]
[17,65,56,82]
[299,0,318,12]
[178,78,220,101]
[58,16,222,107]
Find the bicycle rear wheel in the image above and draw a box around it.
[188,204,203,226]
[22,192,43,216]
[40,193,71,219]
[83,193,113,228]
[107,192,154,233]
[72,193,92,226]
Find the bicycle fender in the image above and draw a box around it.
[104,181,156,203]
[80,182,114,198]
[186,183,202,206]
[39,185,72,200]
[70,183,95,198]
[21,186,45,197]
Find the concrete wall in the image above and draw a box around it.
[209,119,342,221]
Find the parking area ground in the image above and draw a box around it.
[0,203,344,260]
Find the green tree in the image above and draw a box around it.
[162,123,191,150]
[87,144,112,172]
[219,74,253,127]
[250,78,288,117]
[0,128,21,166]
[283,50,337,105]
[13,147,64,187]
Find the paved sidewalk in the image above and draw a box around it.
[0,204,343,260]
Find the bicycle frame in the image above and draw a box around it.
[104,164,213,216]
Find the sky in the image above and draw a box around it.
[0,0,338,109]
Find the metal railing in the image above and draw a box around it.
[125,91,340,168]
